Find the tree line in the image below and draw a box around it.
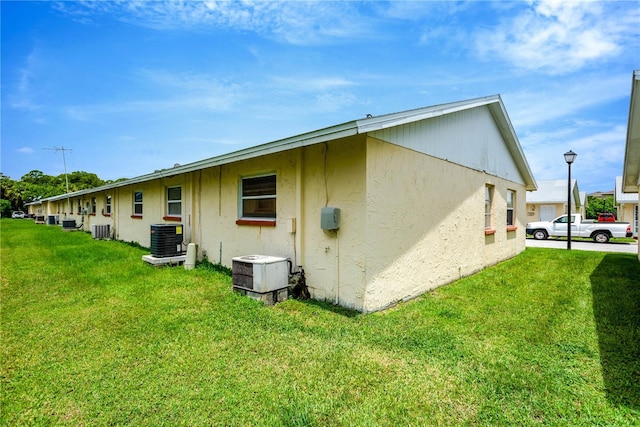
[584,195,616,219]
[0,170,124,217]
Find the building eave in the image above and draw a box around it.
[622,70,640,193]
[41,95,537,201]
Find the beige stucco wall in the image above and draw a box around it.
[363,137,526,312]
[114,175,193,247]
[618,202,638,237]
[194,150,298,265]
[51,132,530,312]
[298,137,368,310]
[192,137,368,310]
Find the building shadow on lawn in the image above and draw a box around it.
[590,254,640,409]
[299,299,361,318]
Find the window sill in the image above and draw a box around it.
[102,213,111,217]
[506,226,518,232]
[236,219,276,227]
[484,229,496,235]
[90,213,96,216]
[131,214,143,219]
[163,216,182,222]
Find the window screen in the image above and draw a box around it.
[241,175,276,219]
[506,190,515,226]
[133,191,143,215]
[167,186,182,216]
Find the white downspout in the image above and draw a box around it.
[296,149,304,268]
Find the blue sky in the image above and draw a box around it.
[2,1,639,194]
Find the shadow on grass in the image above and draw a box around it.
[590,254,640,409]
[296,298,361,318]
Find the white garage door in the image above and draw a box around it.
[539,205,556,221]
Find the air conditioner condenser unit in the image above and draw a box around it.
[91,224,110,239]
[232,255,288,293]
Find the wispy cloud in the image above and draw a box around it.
[54,1,374,45]
[269,75,356,92]
[475,0,639,75]
[16,147,35,154]
[63,68,248,121]
[7,49,42,111]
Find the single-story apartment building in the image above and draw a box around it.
[615,176,638,238]
[622,70,640,260]
[37,95,537,312]
[525,179,582,221]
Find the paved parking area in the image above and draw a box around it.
[526,238,639,254]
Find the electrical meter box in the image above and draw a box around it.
[321,207,340,230]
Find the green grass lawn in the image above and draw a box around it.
[2,219,639,426]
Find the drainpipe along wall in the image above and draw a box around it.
[296,149,304,270]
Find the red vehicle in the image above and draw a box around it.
[597,213,616,222]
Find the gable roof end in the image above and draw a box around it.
[356,95,537,191]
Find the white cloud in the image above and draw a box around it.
[520,120,626,190]
[62,68,249,121]
[8,49,42,111]
[475,0,638,75]
[55,1,373,45]
[270,75,356,92]
[504,73,630,129]
[17,147,35,154]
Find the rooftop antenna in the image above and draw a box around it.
[44,145,73,216]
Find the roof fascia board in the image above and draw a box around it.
[41,95,539,200]
[354,95,500,133]
[41,121,359,201]
[486,98,537,191]
[164,121,359,177]
[622,70,640,193]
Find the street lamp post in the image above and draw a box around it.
[564,150,577,250]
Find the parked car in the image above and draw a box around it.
[597,213,616,222]
[11,211,25,219]
[526,214,632,243]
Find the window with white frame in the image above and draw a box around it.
[133,191,143,215]
[91,197,97,214]
[167,186,182,217]
[506,190,515,227]
[240,174,276,219]
[485,185,494,230]
[105,196,112,214]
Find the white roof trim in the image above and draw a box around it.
[41,95,537,201]
[622,70,640,193]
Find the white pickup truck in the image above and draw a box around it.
[526,214,632,243]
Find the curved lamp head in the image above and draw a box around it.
[564,150,577,164]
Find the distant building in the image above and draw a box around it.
[615,176,638,237]
[588,190,615,200]
[526,179,582,221]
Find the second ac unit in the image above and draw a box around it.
[92,224,110,239]
[232,255,288,293]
